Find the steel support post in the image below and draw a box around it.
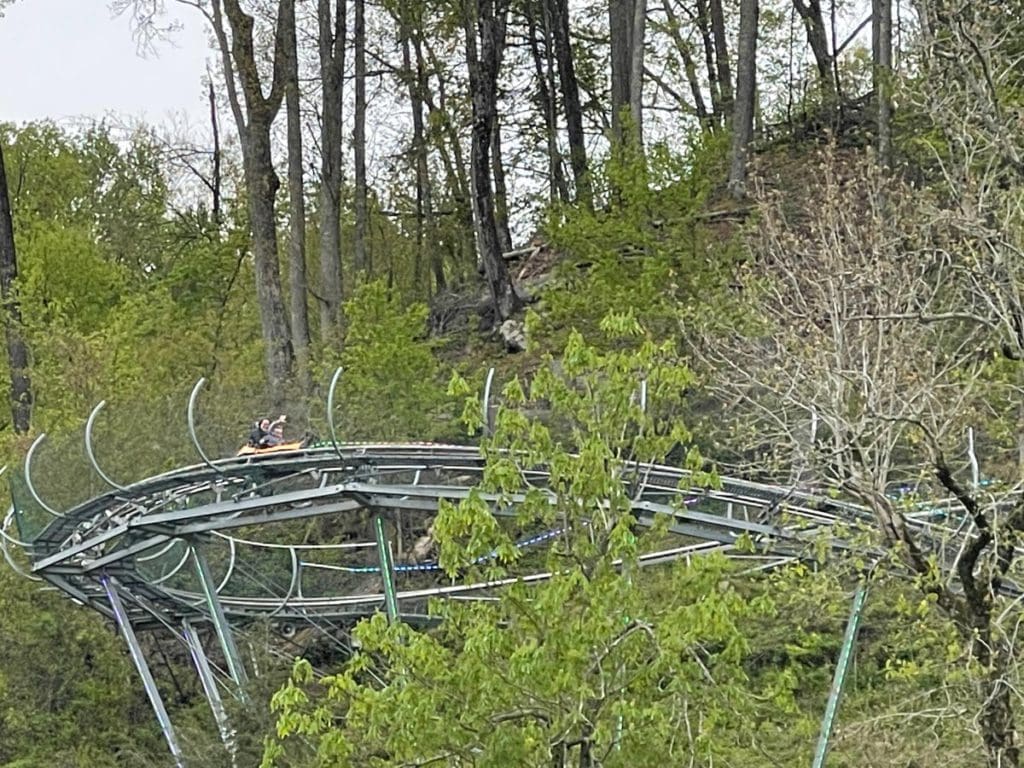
[191,542,249,693]
[375,516,399,621]
[183,620,237,766]
[812,582,869,768]
[102,577,186,768]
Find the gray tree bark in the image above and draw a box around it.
[284,0,310,389]
[215,0,294,393]
[318,0,345,342]
[527,0,570,204]
[695,0,723,125]
[727,0,759,198]
[354,0,370,277]
[398,5,445,293]
[0,142,32,434]
[872,0,893,168]
[489,14,513,255]
[491,123,514,255]
[609,0,646,148]
[709,0,733,118]
[463,0,521,323]
[628,0,646,142]
[545,0,591,207]
[793,0,837,108]
[423,38,477,284]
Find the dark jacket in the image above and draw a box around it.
[248,422,267,447]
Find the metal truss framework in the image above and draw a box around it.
[0,374,979,765]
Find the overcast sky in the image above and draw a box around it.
[0,0,211,126]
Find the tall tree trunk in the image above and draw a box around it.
[247,128,294,389]
[490,13,513,254]
[660,0,711,130]
[609,0,630,143]
[872,0,893,168]
[354,0,370,277]
[727,0,759,198]
[628,0,646,145]
[0,143,32,434]
[609,0,646,148]
[491,123,513,255]
[695,0,724,125]
[284,0,310,389]
[399,7,445,294]
[709,0,733,117]
[545,0,591,207]
[527,0,570,204]
[423,38,477,283]
[318,0,346,342]
[792,0,837,109]
[208,80,222,223]
[410,38,448,292]
[401,34,424,289]
[463,0,521,323]
[216,0,294,393]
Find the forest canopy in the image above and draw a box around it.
[4,0,1024,766]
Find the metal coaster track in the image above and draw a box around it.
[0,372,982,766]
[12,442,858,626]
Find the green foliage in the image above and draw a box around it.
[17,223,128,333]
[264,319,797,767]
[535,134,738,352]
[0,122,263,441]
[325,279,446,441]
[0,27,1017,767]
[2,123,171,280]
[0,569,163,766]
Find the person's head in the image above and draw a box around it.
[272,425,284,437]
[260,418,271,430]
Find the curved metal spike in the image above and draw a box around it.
[0,513,39,580]
[217,535,237,593]
[25,434,63,517]
[85,401,129,492]
[145,541,192,586]
[0,497,29,546]
[268,547,300,618]
[137,539,179,563]
[631,380,652,502]
[187,378,223,475]
[482,367,496,436]
[327,366,344,459]
[0,465,38,580]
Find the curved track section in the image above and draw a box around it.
[8,443,866,630]
[5,438,997,768]
[1,381,988,767]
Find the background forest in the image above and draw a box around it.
[3,0,1024,765]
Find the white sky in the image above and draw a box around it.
[0,0,211,125]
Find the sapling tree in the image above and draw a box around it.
[263,313,782,767]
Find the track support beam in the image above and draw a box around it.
[192,541,249,694]
[375,516,399,621]
[183,619,237,767]
[812,581,869,768]
[103,576,186,768]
